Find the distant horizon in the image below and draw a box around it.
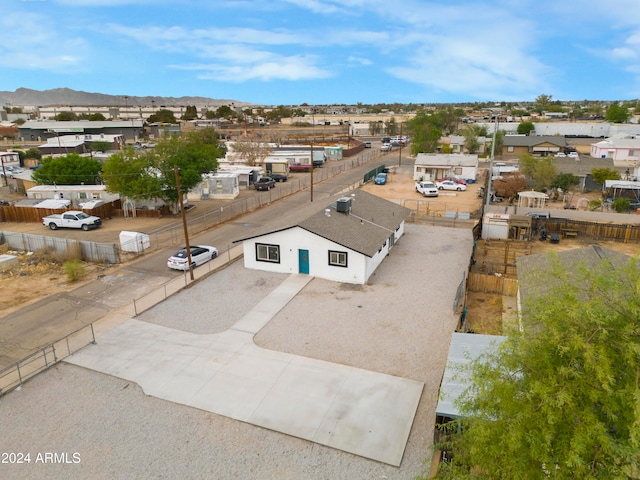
[1,1,639,105]
[1,86,635,109]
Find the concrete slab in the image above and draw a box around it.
[67,274,424,466]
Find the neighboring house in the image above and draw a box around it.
[234,190,411,284]
[590,134,640,161]
[217,165,262,188]
[19,120,143,142]
[189,172,240,200]
[26,184,120,208]
[553,156,620,191]
[38,134,125,156]
[501,135,566,157]
[447,135,488,155]
[413,153,479,182]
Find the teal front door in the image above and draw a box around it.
[298,249,309,274]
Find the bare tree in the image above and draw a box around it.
[230,136,271,166]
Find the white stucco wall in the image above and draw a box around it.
[242,227,370,284]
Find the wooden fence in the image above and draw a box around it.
[467,272,518,296]
[0,204,115,223]
[543,218,640,243]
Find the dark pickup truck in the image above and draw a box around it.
[255,176,276,191]
[289,163,312,172]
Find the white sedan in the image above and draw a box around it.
[167,245,218,271]
[436,180,467,191]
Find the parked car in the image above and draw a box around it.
[415,181,439,197]
[554,152,567,158]
[167,245,218,271]
[437,177,466,185]
[289,163,312,172]
[255,176,276,191]
[374,173,388,185]
[436,180,467,191]
[381,143,392,152]
[364,141,372,148]
[269,173,288,182]
[568,151,579,158]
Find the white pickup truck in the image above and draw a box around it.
[42,211,102,231]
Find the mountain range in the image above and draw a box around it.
[0,88,247,108]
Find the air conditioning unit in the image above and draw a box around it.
[336,197,351,213]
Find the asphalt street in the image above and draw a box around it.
[0,150,410,368]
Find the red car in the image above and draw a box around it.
[289,163,312,172]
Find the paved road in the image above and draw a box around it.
[0,151,408,367]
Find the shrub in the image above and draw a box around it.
[63,259,86,282]
[611,198,631,213]
[588,200,602,211]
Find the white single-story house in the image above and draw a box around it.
[189,172,240,200]
[590,135,640,161]
[38,134,126,155]
[217,165,262,188]
[234,190,411,284]
[26,184,120,207]
[414,153,479,182]
[447,135,488,155]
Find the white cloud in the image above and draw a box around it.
[170,55,332,82]
[0,12,89,71]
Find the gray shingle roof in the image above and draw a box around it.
[234,190,411,257]
[503,135,566,147]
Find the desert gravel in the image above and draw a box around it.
[0,224,473,480]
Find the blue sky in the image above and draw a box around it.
[3,0,640,105]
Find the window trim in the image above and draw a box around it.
[256,243,280,263]
[328,250,348,268]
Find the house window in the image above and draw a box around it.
[507,146,514,152]
[454,167,462,175]
[630,150,639,157]
[328,250,348,267]
[256,243,280,263]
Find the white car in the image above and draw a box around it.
[381,143,392,152]
[436,180,467,191]
[167,245,218,271]
[568,151,579,158]
[415,181,439,197]
[554,152,566,158]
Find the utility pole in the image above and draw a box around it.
[310,142,314,202]
[398,121,403,167]
[174,165,194,281]
[485,116,499,212]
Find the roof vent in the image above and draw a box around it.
[336,197,351,214]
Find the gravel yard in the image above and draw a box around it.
[0,224,473,480]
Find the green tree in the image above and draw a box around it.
[368,121,382,136]
[591,167,620,185]
[519,154,557,188]
[461,125,480,153]
[533,94,552,114]
[102,128,223,205]
[385,117,398,135]
[436,255,640,479]
[78,112,107,121]
[605,103,631,123]
[147,109,177,123]
[20,148,42,161]
[182,105,198,121]
[89,141,114,153]
[517,121,535,135]
[611,197,631,212]
[53,111,78,121]
[32,154,102,185]
[550,173,580,192]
